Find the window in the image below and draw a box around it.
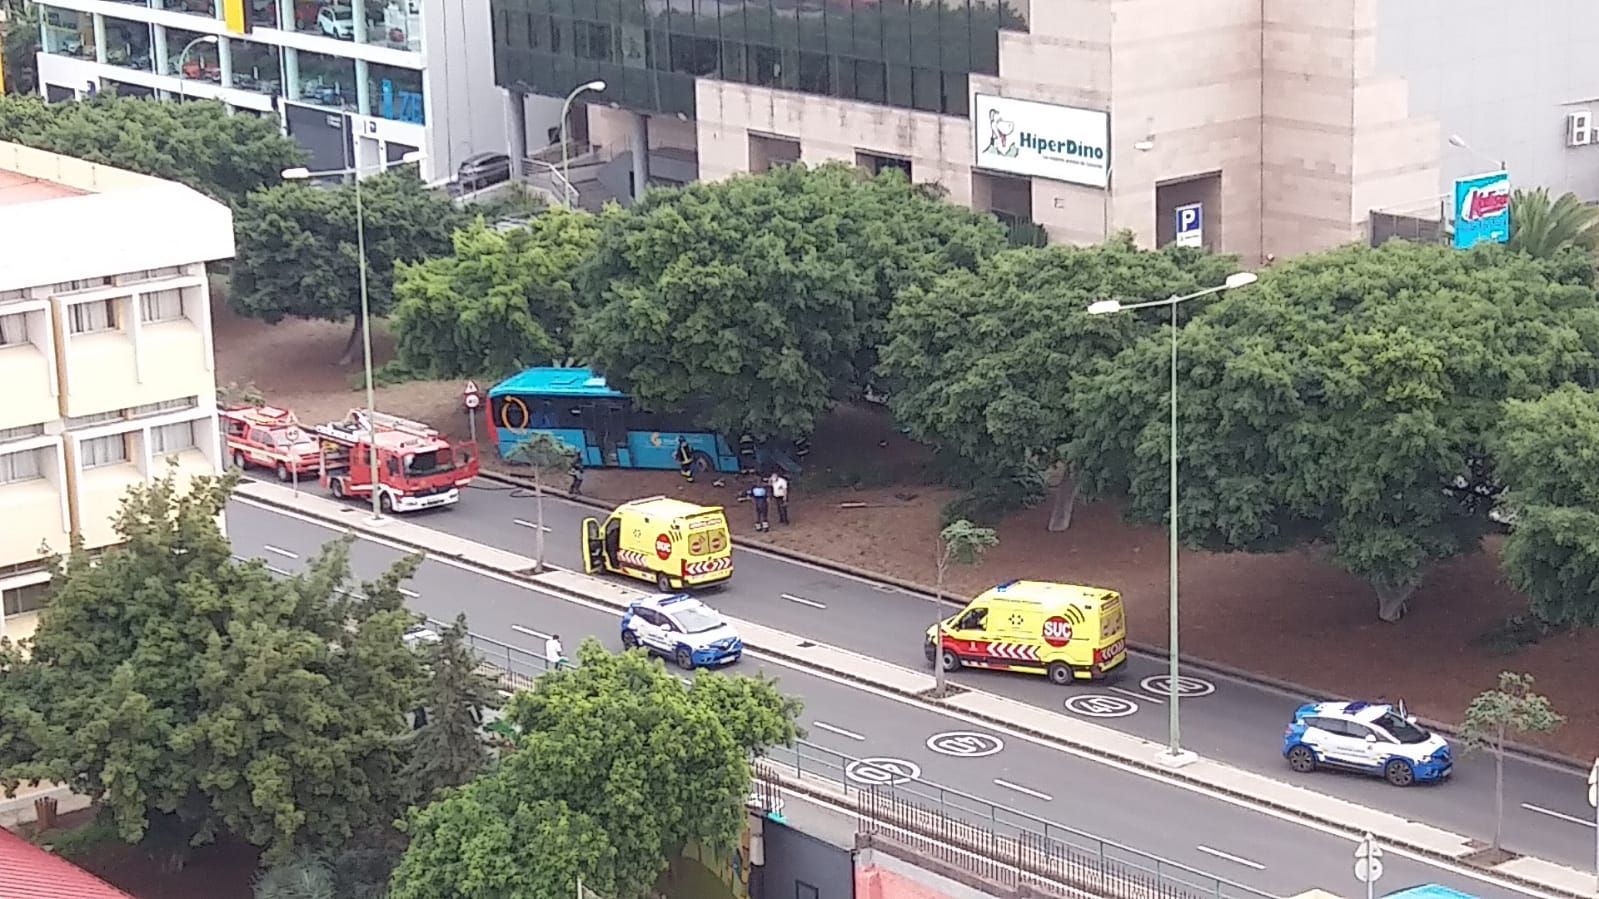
[1374,711,1430,744]
[122,266,183,283]
[669,35,719,76]
[2,581,50,617]
[0,424,45,442]
[797,51,829,93]
[65,410,126,429]
[0,447,44,484]
[149,420,197,454]
[52,277,112,293]
[574,21,611,61]
[140,289,185,322]
[132,396,198,418]
[0,288,28,302]
[0,313,26,346]
[80,433,130,468]
[69,299,118,334]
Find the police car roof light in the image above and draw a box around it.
[1344,700,1370,714]
[658,594,693,606]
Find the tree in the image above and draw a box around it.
[880,236,1238,530]
[398,615,500,805]
[1067,241,1599,621]
[576,163,1007,440]
[1508,187,1599,259]
[0,470,426,863]
[254,851,336,899]
[230,169,467,363]
[930,520,998,696]
[1494,384,1599,627]
[0,93,302,206]
[505,433,578,571]
[390,639,801,899]
[1,0,39,96]
[1460,672,1564,852]
[391,210,601,379]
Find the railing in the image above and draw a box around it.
[521,157,580,206]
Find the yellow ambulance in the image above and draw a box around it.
[924,580,1128,684]
[582,496,734,592]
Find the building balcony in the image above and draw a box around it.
[55,277,215,419]
[73,458,145,551]
[0,347,59,433]
[0,609,41,644]
[0,445,72,569]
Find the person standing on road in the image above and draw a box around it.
[568,457,585,496]
[769,471,790,525]
[675,438,695,483]
[545,633,565,669]
[749,480,770,532]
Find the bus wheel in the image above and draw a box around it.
[655,572,673,593]
[1047,662,1076,685]
[692,451,714,475]
[274,462,290,482]
[331,478,346,499]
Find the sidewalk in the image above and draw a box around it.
[0,783,91,829]
[232,479,1599,898]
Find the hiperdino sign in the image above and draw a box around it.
[972,93,1111,188]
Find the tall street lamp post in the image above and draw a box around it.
[1087,270,1258,766]
[559,80,607,207]
[280,150,425,523]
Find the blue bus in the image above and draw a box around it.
[486,368,744,474]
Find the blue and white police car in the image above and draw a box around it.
[620,594,744,670]
[1282,700,1452,787]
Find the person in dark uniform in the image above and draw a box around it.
[568,456,585,495]
[675,438,696,482]
[749,480,770,532]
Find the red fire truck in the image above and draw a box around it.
[220,404,322,481]
[312,409,480,512]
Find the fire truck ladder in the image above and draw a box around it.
[313,409,440,447]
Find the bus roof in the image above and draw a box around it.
[620,496,725,522]
[489,368,624,399]
[1383,886,1477,899]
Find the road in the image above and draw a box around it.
[226,499,1568,899]
[310,478,1596,871]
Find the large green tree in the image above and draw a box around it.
[0,471,426,863]
[1508,187,1599,260]
[576,163,1008,440]
[1066,241,1599,622]
[391,209,600,379]
[0,93,302,206]
[398,615,501,806]
[390,639,801,899]
[1,0,39,96]
[230,169,466,363]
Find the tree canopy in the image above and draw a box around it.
[391,209,600,379]
[0,93,303,206]
[1,0,39,97]
[230,170,466,361]
[398,615,501,806]
[0,471,426,862]
[576,162,1008,440]
[1065,241,1599,621]
[1508,187,1599,260]
[389,639,801,899]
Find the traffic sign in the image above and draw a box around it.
[463,380,481,410]
[1175,203,1203,248]
[1354,858,1384,883]
[1354,833,1383,860]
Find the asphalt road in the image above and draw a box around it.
[226,500,1566,899]
[335,479,1598,871]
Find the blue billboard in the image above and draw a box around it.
[1452,170,1511,250]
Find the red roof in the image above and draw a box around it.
[0,826,136,899]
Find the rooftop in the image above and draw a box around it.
[0,826,136,899]
[490,367,623,398]
[0,170,83,206]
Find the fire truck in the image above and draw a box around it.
[312,409,481,512]
[220,404,322,481]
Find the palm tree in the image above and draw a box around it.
[253,851,335,899]
[1507,187,1599,258]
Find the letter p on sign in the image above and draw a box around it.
[1175,203,1203,248]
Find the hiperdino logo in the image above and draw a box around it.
[983,107,1104,163]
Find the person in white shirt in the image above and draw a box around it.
[545,634,565,669]
[769,473,790,525]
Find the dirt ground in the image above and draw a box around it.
[213,297,1599,759]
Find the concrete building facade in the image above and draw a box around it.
[0,141,232,644]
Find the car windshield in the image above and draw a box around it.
[1373,711,1430,744]
[672,606,723,634]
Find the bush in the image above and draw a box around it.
[940,467,1046,527]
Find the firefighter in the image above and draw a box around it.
[568,456,585,496]
[675,438,696,482]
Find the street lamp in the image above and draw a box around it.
[558,79,607,207]
[1448,134,1506,171]
[174,35,218,100]
[281,150,426,523]
[1103,137,1155,240]
[1087,269,1258,766]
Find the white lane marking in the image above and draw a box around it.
[399,587,420,598]
[511,624,551,640]
[1520,803,1596,828]
[992,778,1052,802]
[781,593,826,609]
[227,496,1576,898]
[513,519,553,532]
[1110,686,1157,704]
[1195,845,1266,870]
[812,721,866,741]
[263,544,299,559]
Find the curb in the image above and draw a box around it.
[238,484,1587,899]
[470,469,1587,773]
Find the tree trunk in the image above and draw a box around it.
[1047,471,1080,532]
[534,478,546,572]
[1372,577,1417,623]
[337,316,364,366]
[1492,728,1505,851]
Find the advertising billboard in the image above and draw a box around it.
[1452,170,1511,250]
[971,94,1110,188]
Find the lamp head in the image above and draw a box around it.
[1223,272,1258,290]
[1133,139,1154,152]
[280,166,311,180]
[583,80,607,92]
[1448,134,1468,149]
[1086,299,1124,316]
[398,150,424,164]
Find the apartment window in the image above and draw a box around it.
[131,397,198,418]
[0,447,44,484]
[140,289,185,323]
[80,433,130,468]
[0,289,28,302]
[65,410,126,428]
[149,421,197,455]
[69,299,118,334]
[0,312,26,346]
[0,424,45,442]
[2,581,50,617]
[124,266,183,283]
[52,277,112,293]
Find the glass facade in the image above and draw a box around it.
[490,0,1026,119]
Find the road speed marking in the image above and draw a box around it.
[845,757,921,786]
[1063,694,1139,718]
[925,731,1005,758]
[1140,674,1215,698]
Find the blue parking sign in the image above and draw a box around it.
[1175,203,1203,248]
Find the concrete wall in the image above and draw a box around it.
[757,818,854,899]
[422,0,508,179]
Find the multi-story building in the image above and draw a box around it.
[29,0,543,183]
[0,141,231,643]
[487,0,1599,261]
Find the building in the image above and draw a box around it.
[0,141,231,644]
[488,0,1596,261]
[28,0,553,184]
[0,825,137,899]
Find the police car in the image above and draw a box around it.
[620,594,743,670]
[1282,700,1452,787]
